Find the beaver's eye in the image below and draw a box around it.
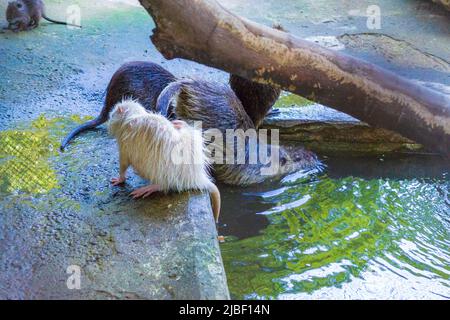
[280,157,287,166]
[16,3,23,8]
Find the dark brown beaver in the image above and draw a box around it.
[229,75,281,128]
[156,79,319,186]
[6,0,81,32]
[61,62,320,185]
[60,61,176,150]
[60,61,278,150]
[158,79,255,131]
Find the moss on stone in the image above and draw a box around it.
[0,115,91,194]
[274,92,314,108]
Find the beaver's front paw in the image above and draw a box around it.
[111,176,126,186]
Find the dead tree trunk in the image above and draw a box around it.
[431,0,450,11]
[140,0,450,157]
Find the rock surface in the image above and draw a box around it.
[222,0,450,95]
[0,0,449,299]
[263,106,423,155]
[0,0,229,300]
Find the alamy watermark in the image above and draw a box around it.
[66,265,81,290]
[170,121,282,176]
[366,5,381,30]
[348,4,382,30]
[66,4,81,29]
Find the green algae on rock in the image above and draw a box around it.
[0,115,92,194]
[274,92,314,108]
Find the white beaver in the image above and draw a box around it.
[108,99,220,222]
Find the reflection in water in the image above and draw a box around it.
[220,156,450,299]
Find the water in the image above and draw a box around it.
[219,155,450,299]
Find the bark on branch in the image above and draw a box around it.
[140,0,450,157]
[430,0,450,11]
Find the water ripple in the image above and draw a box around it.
[221,172,450,299]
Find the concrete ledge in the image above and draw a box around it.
[0,186,229,299]
[263,105,424,155]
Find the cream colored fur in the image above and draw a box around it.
[108,99,214,193]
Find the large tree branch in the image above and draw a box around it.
[430,0,450,11]
[140,0,450,157]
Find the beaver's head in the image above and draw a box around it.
[108,99,149,137]
[278,145,320,176]
[6,1,28,26]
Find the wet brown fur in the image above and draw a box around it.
[157,79,319,186]
[61,61,319,185]
[60,61,176,150]
[229,75,281,128]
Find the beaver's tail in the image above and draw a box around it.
[156,79,193,117]
[60,113,108,151]
[207,181,221,223]
[42,15,81,28]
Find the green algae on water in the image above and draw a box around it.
[221,176,450,299]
